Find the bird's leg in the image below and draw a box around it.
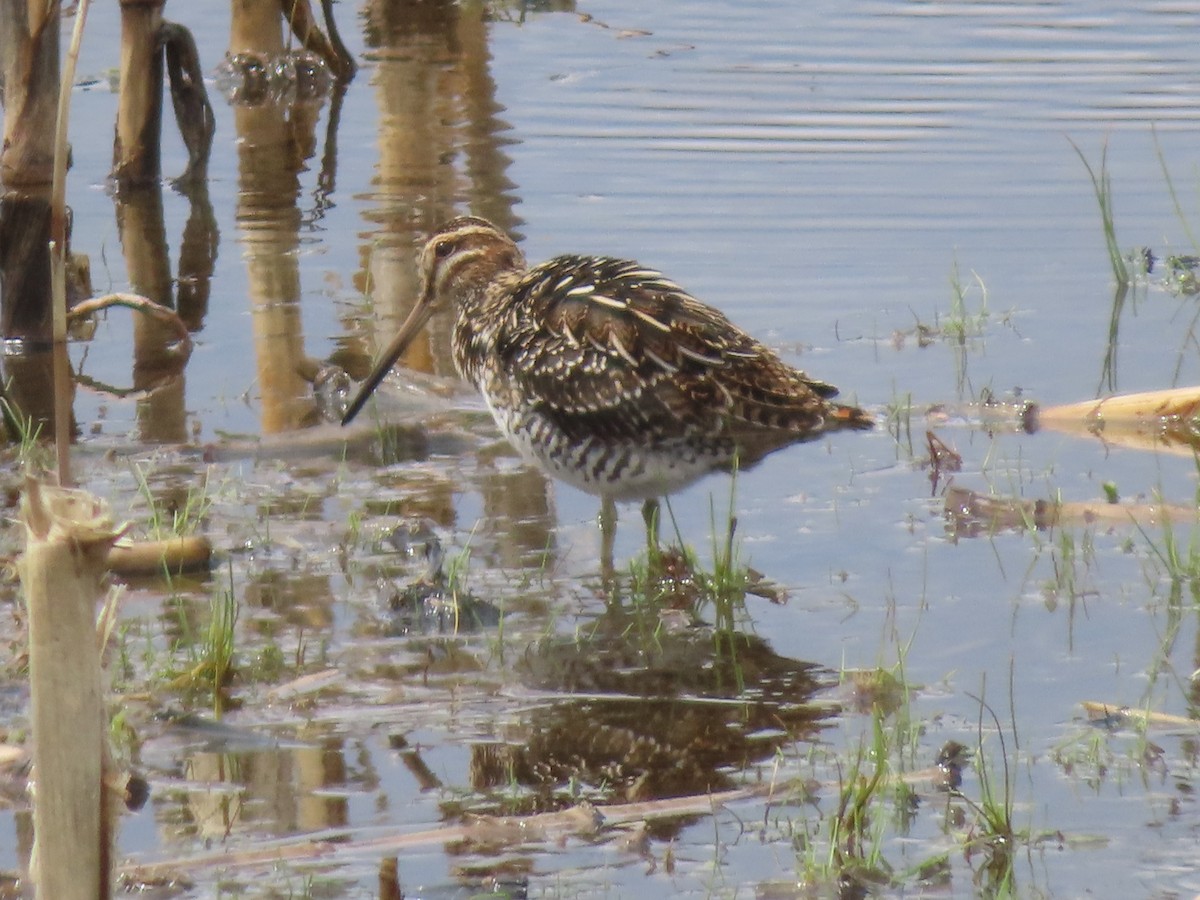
[599,495,617,586]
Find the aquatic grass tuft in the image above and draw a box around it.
[1042,525,1098,611]
[940,262,990,343]
[0,389,52,473]
[624,465,755,633]
[201,579,239,716]
[1133,495,1200,589]
[884,388,915,459]
[700,465,751,633]
[796,613,929,894]
[132,462,219,539]
[168,563,240,715]
[443,528,478,634]
[1070,139,1129,285]
[796,711,895,893]
[958,683,1021,895]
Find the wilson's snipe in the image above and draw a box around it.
[343,216,872,547]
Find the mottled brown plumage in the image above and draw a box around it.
[343,216,871,502]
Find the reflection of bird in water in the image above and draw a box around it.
[342,216,872,554]
[472,620,831,808]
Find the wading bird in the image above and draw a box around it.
[342,216,872,562]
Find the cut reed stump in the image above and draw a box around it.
[942,385,1200,457]
[228,0,356,80]
[113,0,213,186]
[107,534,211,576]
[20,479,122,899]
[1032,385,1200,453]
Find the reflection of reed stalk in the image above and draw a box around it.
[51,0,91,485]
[1099,281,1126,394]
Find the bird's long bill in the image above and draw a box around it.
[340,299,436,425]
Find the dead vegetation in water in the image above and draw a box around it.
[115,739,979,890]
[943,485,1196,538]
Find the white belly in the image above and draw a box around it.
[483,396,726,501]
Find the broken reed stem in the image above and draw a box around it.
[1035,385,1200,429]
[67,292,193,350]
[113,0,165,185]
[938,386,1200,456]
[51,0,90,486]
[107,534,212,576]
[1081,701,1199,731]
[50,0,91,324]
[21,479,121,899]
[280,0,355,79]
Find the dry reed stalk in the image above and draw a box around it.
[119,747,963,888]
[230,0,286,56]
[106,535,212,576]
[1081,701,1199,731]
[935,387,1200,456]
[378,857,402,900]
[279,0,355,78]
[51,0,91,486]
[1032,385,1200,452]
[20,479,121,899]
[119,792,732,882]
[67,292,193,348]
[113,0,165,185]
[0,0,58,185]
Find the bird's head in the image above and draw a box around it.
[341,216,524,425]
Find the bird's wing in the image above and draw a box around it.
[494,256,840,443]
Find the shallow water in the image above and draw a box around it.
[5,0,1200,895]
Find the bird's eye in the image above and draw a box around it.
[433,239,454,259]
